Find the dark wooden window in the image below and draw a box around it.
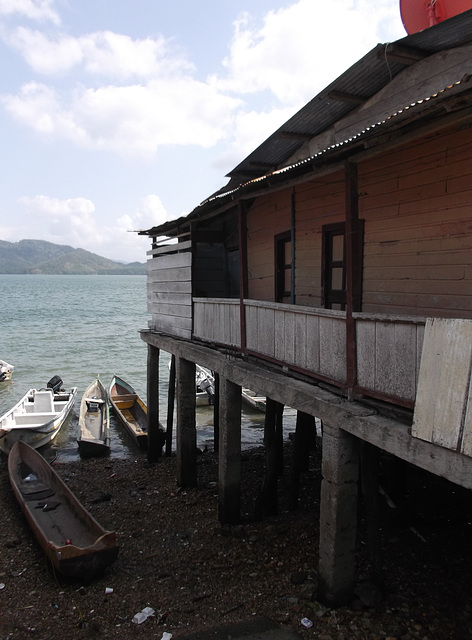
[322,223,346,310]
[275,231,292,303]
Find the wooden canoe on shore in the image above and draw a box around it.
[77,379,110,457]
[8,441,118,579]
[108,375,148,449]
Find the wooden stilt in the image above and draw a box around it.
[147,344,162,463]
[255,397,278,519]
[213,372,220,452]
[275,401,284,475]
[176,358,197,487]
[165,354,176,457]
[289,410,315,510]
[218,376,241,524]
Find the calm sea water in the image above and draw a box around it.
[0,275,293,463]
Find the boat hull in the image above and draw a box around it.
[0,387,78,454]
[108,376,148,449]
[77,379,110,457]
[8,441,119,579]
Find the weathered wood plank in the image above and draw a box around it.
[305,313,321,373]
[412,318,472,451]
[356,320,376,390]
[148,264,191,281]
[148,252,191,269]
[147,240,191,256]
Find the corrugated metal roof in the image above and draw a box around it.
[227,8,472,181]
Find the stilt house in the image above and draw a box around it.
[140,10,472,605]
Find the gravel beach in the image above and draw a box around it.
[1,441,472,640]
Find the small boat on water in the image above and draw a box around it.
[8,441,119,579]
[0,377,77,454]
[108,375,148,449]
[77,379,110,457]
[241,388,266,413]
[193,364,265,411]
[0,359,14,382]
[194,364,265,412]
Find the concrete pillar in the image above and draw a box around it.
[176,357,197,487]
[147,344,161,463]
[218,376,241,524]
[318,422,359,606]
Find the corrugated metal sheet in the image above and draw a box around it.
[227,9,472,180]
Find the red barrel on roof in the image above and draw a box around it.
[400,0,472,33]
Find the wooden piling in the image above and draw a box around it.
[218,377,241,524]
[166,354,176,457]
[176,357,197,487]
[147,344,161,463]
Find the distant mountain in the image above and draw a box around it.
[0,240,146,275]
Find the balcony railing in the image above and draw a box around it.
[192,298,425,407]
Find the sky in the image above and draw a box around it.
[0,0,407,263]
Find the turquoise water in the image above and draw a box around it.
[0,274,276,462]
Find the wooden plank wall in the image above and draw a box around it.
[294,171,345,307]
[147,244,192,339]
[246,171,344,307]
[247,191,292,301]
[360,124,472,318]
[413,318,472,455]
[355,314,425,403]
[245,301,346,383]
[193,299,241,347]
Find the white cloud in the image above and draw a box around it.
[0,0,59,24]
[7,27,191,78]
[216,0,405,107]
[214,106,297,171]
[0,0,406,163]
[127,194,169,231]
[17,194,162,263]
[2,78,241,157]
[9,27,84,74]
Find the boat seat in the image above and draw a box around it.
[14,412,57,426]
[121,409,136,423]
[33,390,54,413]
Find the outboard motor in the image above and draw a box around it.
[200,377,215,400]
[47,375,64,393]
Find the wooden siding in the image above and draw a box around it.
[147,244,192,339]
[413,318,472,455]
[193,298,241,347]
[247,191,292,301]
[360,124,472,317]
[245,300,347,383]
[355,313,425,403]
[246,172,345,307]
[294,172,345,307]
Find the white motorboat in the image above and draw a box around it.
[0,376,77,454]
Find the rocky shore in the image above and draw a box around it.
[1,441,472,639]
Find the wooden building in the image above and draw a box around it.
[139,11,472,605]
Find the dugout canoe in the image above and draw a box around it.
[8,441,118,579]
